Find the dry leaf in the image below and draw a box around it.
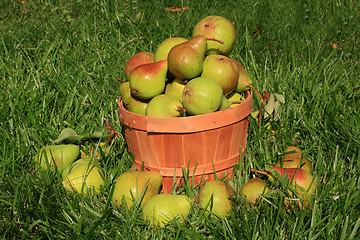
[163,7,189,12]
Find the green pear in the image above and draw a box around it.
[125,52,155,81]
[226,91,245,107]
[112,171,162,209]
[129,60,168,100]
[240,177,270,208]
[154,37,188,62]
[34,144,80,173]
[142,194,191,227]
[61,156,98,179]
[197,180,234,218]
[233,59,253,93]
[62,163,104,195]
[192,16,236,56]
[127,95,150,115]
[164,78,187,102]
[168,35,207,80]
[145,94,185,118]
[219,95,231,110]
[201,54,239,95]
[182,76,223,115]
[119,81,132,106]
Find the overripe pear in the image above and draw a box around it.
[125,52,155,81]
[112,171,162,209]
[192,16,236,56]
[129,60,168,100]
[142,194,191,227]
[197,180,234,218]
[182,76,223,115]
[145,94,185,118]
[201,54,239,95]
[34,144,80,173]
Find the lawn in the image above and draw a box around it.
[0,0,359,239]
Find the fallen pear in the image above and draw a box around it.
[197,180,234,218]
[62,162,104,195]
[34,144,80,174]
[240,177,270,208]
[275,146,312,173]
[142,194,191,227]
[61,156,98,179]
[112,171,162,209]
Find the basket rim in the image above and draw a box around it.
[118,90,253,133]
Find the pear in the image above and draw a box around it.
[34,144,80,173]
[61,156,98,179]
[275,146,312,173]
[119,81,132,107]
[182,76,223,115]
[192,16,236,56]
[127,96,149,115]
[142,194,191,227]
[62,162,104,195]
[219,95,231,110]
[197,180,234,218]
[201,54,239,95]
[112,171,162,209]
[168,35,207,80]
[124,52,155,81]
[145,94,185,118]
[226,91,245,107]
[129,60,168,100]
[240,177,270,208]
[154,37,188,62]
[233,59,253,93]
[164,78,187,102]
[252,167,317,207]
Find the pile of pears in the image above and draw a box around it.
[120,15,253,117]
[240,146,317,210]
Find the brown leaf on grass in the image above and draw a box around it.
[163,7,189,12]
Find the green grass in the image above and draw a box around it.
[1,0,359,239]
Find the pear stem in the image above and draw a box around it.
[117,78,125,83]
[206,38,225,45]
[248,84,264,126]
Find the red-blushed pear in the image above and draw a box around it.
[275,146,312,173]
[112,171,162,209]
[154,37,188,62]
[201,54,239,96]
[251,167,317,208]
[233,59,253,93]
[182,76,223,115]
[142,194,191,227]
[197,180,235,218]
[129,60,168,100]
[145,94,185,118]
[240,177,270,208]
[164,78,187,102]
[62,162,104,195]
[34,144,80,174]
[168,35,207,80]
[192,16,236,56]
[124,52,155,81]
